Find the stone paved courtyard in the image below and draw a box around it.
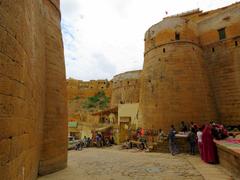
[39,146,233,180]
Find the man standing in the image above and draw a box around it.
[168,125,178,155]
[188,128,197,155]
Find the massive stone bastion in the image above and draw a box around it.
[111,70,141,107]
[0,0,67,179]
[139,3,240,132]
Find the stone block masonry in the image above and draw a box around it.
[0,0,67,179]
[139,2,240,132]
[111,70,141,107]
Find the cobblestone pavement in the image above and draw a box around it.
[38,146,232,180]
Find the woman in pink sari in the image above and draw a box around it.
[202,124,218,164]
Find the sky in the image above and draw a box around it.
[60,0,238,81]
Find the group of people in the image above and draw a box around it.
[75,136,92,151]
[122,128,148,150]
[75,133,115,150]
[168,121,228,164]
[96,132,115,147]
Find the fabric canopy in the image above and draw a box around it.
[68,121,78,128]
[94,125,113,132]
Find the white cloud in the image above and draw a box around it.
[60,0,238,80]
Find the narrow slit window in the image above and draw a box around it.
[235,41,238,47]
[175,32,180,40]
[163,48,166,53]
[218,28,226,40]
[212,47,215,52]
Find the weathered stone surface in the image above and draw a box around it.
[38,148,233,180]
[139,3,240,132]
[67,79,112,100]
[111,70,141,107]
[0,0,67,179]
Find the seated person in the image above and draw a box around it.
[122,139,132,149]
[157,129,166,142]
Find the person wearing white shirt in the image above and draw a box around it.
[197,126,204,159]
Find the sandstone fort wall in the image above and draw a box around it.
[0,0,67,179]
[111,70,141,107]
[139,3,240,132]
[199,4,240,126]
[67,79,112,100]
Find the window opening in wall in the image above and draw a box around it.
[235,41,238,47]
[163,48,166,53]
[175,32,180,40]
[212,47,215,52]
[218,28,226,40]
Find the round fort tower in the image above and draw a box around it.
[111,70,141,107]
[39,0,68,176]
[0,0,67,179]
[139,17,217,132]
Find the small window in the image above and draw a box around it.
[235,41,238,47]
[163,48,166,53]
[175,32,180,40]
[218,28,226,40]
[212,47,215,52]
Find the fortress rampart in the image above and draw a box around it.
[139,2,240,132]
[67,79,112,100]
[111,70,141,107]
[0,0,67,179]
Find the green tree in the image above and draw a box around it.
[82,91,110,111]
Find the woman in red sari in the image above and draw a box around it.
[202,124,218,164]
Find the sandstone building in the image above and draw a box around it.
[139,3,240,132]
[0,0,67,179]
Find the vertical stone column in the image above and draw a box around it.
[38,0,68,175]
